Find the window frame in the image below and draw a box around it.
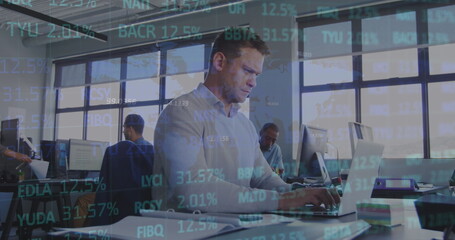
[53,35,217,142]
[298,1,455,159]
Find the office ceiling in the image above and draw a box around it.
[0,0,413,46]
[0,0,246,45]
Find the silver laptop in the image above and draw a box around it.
[274,140,384,217]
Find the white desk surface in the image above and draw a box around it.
[211,199,443,240]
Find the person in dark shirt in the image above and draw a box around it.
[0,144,32,163]
[74,114,153,227]
[122,114,152,146]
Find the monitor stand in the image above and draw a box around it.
[286,152,332,186]
[66,170,88,179]
[315,152,332,186]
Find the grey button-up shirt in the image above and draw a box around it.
[153,83,291,213]
[262,143,284,171]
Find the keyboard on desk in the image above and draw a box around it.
[298,204,340,216]
[271,204,341,217]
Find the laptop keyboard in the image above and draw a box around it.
[299,204,339,213]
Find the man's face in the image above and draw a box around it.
[260,128,279,151]
[123,125,132,141]
[220,47,264,104]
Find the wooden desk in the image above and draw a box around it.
[0,179,99,240]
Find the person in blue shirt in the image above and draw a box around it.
[259,123,284,176]
[74,114,153,227]
[122,114,152,146]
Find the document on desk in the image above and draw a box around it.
[211,219,371,240]
[288,219,371,240]
[50,215,241,240]
[206,212,296,228]
[29,160,49,179]
[140,210,296,229]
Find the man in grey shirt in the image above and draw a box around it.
[259,123,284,176]
[153,28,339,213]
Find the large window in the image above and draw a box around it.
[301,90,355,158]
[89,82,120,106]
[361,85,423,158]
[125,78,160,102]
[299,2,455,159]
[54,37,218,144]
[303,56,353,86]
[56,112,83,140]
[428,81,455,158]
[122,106,159,143]
[362,49,418,81]
[86,109,119,144]
[165,72,204,99]
[58,86,84,108]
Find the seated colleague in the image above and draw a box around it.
[75,114,153,227]
[259,123,284,175]
[153,27,340,213]
[0,144,32,163]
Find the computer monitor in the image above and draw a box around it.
[68,139,109,171]
[296,124,329,178]
[0,119,19,152]
[56,140,70,177]
[40,140,69,178]
[348,122,374,157]
[40,140,55,162]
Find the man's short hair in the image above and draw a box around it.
[260,123,279,135]
[210,27,270,67]
[124,114,145,135]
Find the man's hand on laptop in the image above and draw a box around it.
[277,187,341,210]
